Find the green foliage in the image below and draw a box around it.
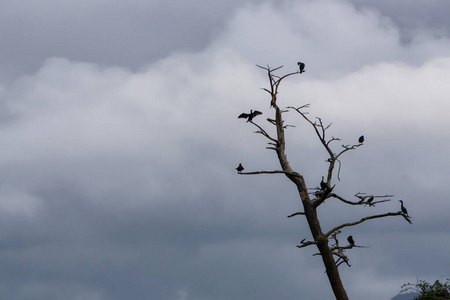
[401,279,450,299]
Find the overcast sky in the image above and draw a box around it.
[0,0,449,299]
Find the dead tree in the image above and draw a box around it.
[237,65,412,300]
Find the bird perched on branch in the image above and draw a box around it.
[365,196,374,207]
[236,163,244,173]
[399,200,409,216]
[238,110,262,122]
[320,176,327,190]
[358,135,364,143]
[297,62,305,73]
[347,236,355,246]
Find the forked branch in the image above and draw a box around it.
[296,238,318,248]
[329,193,394,206]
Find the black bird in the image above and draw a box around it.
[320,176,327,190]
[347,236,355,246]
[365,196,374,206]
[297,62,306,73]
[402,214,413,224]
[315,190,324,198]
[399,200,408,216]
[238,110,262,122]
[358,135,364,143]
[236,163,244,173]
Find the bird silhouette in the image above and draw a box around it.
[236,163,244,173]
[365,196,374,206]
[399,200,408,216]
[347,236,355,246]
[320,176,327,190]
[358,135,364,143]
[297,62,306,73]
[238,110,262,122]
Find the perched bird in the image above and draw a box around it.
[320,176,327,190]
[236,163,244,173]
[347,236,355,246]
[358,135,364,143]
[238,110,262,122]
[365,196,374,206]
[297,62,306,73]
[399,200,408,216]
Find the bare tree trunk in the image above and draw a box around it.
[304,199,349,299]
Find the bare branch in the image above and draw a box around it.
[257,65,301,109]
[354,193,395,199]
[256,64,284,73]
[275,71,301,86]
[335,143,363,160]
[267,118,276,125]
[284,124,295,129]
[288,106,335,161]
[336,258,351,268]
[328,193,392,206]
[296,238,318,248]
[401,214,413,224]
[312,185,335,207]
[325,212,411,238]
[249,120,278,143]
[335,254,351,268]
[336,159,342,181]
[326,137,342,147]
[261,88,271,94]
[239,170,302,177]
[287,212,305,218]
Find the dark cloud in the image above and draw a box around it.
[348,0,450,41]
[0,0,269,82]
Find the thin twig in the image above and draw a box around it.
[287,212,305,218]
[239,170,302,177]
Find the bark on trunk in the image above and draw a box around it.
[274,105,349,300]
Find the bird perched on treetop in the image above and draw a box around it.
[236,163,244,173]
[399,200,409,216]
[358,135,364,143]
[297,62,305,73]
[238,110,262,122]
[347,236,355,246]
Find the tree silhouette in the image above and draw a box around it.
[236,64,412,300]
